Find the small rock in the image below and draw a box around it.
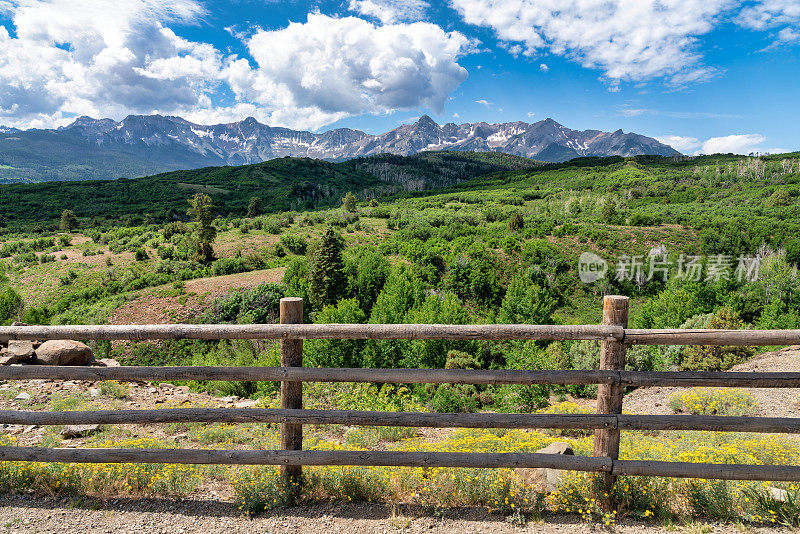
[770,487,789,502]
[234,399,258,408]
[96,358,121,367]
[7,340,35,362]
[220,396,239,403]
[0,356,14,366]
[14,391,31,401]
[148,387,158,394]
[515,441,574,492]
[60,424,101,438]
[89,388,100,397]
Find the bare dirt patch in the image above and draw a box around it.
[0,494,780,534]
[623,345,800,417]
[109,268,285,325]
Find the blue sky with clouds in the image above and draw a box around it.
[0,0,798,155]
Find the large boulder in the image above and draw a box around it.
[35,340,94,366]
[515,441,574,492]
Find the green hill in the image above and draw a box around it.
[0,151,537,225]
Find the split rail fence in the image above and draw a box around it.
[1,295,800,508]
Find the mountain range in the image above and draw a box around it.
[0,114,678,182]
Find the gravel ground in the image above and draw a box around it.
[0,494,791,534]
[623,345,800,417]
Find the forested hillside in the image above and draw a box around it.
[0,151,536,225]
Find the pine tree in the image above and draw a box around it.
[247,196,263,217]
[60,210,79,231]
[342,192,357,212]
[187,193,217,263]
[307,227,347,311]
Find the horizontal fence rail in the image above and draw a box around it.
[0,324,623,342]
[4,366,800,388]
[1,324,799,345]
[1,296,800,511]
[0,446,798,482]
[2,408,800,434]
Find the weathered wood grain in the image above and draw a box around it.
[0,324,623,342]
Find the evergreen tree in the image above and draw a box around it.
[247,196,264,217]
[508,211,524,231]
[187,193,217,263]
[60,210,78,231]
[601,198,618,224]
[307,226,347,311]
[342,192,357,212]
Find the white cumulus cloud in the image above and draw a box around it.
[349,0,429,23]
[700,134,768,155]
[0,0,223,128]
[0,3,473,130]
[234,13,474,130]
[737,0,800,30]
[656,135,701,153]
[450,0,734,86]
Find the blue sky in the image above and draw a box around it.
[0,0,798,154]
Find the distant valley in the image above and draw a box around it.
[0,114,678,182]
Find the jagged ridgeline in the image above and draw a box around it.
[0,151,537,224]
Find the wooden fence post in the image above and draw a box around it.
[592,295,629,509]
[280,297,304,495]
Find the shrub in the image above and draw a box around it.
[134,248,149,261]
[342,192,358,212]
[0,286,22,322]
[98,380,130,399]
[163,221,188,239]
[204,283,284,325]
[668,388,757,416]
[682,308,754,371]
[278,234,307,255]
[432,384,479,413]
[498,342,556,410]
[305,299,366,368]
[499,274,557,325]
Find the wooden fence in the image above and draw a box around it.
[1,295,800,509]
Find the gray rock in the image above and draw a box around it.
[7,340,35,362]
[34,340,94,366]
[14,391,31,401]
[96,358,121,367]
[770,487,789,502]
[234,399,258,408]
[515,441,574,492]
[60,424,101,438]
